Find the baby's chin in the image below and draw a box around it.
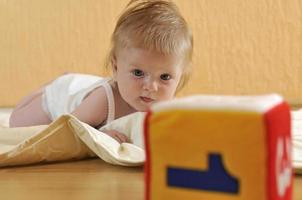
[135,106,150,112]
[132,103,152,112]
[134,99,172,112]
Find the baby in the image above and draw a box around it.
[9,0,193,143]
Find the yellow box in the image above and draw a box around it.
[144,94,292,200]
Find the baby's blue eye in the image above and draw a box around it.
[160,73,171,81]
[132,69,144,77]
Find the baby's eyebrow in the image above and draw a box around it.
[130,64,143,69]
[130,61,143,66]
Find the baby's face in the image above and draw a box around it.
[113,47,183,111]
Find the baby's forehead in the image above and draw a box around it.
[118,46,182,59]
[118,46,184,66]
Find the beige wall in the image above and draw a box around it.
[0,0,301,106]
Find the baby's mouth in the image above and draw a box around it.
[140,96,155,103]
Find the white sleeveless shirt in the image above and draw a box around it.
[42,73,115,125]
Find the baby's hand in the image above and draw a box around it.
[103,130,130,144]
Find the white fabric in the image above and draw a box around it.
[42,73,115,124]
[0,108,12,128]
[292,109,302,171]
[68,112,146,166]
[102,80,115,123]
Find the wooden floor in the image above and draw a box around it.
[0,159,144,200]
[0,159,301,200]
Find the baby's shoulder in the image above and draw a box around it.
[85,85,108,103]
[72,85,109,127]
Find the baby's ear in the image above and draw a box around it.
[111,55,117,80]
[111,55,117,70]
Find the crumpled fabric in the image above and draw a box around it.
[0,112,145,167]
[0,108,301,170]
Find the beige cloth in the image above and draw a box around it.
[0,112,145,167]
[0,107,301,171]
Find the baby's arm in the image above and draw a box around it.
[71,87,130,143]
[102,130,130,143]
[71,87,108,127]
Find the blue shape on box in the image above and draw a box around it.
[167,153,240,194]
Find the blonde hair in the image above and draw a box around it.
[106,0,193,92]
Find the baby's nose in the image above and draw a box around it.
[143,78,158,92]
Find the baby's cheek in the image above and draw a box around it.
[168,83,178,95]
[162,88,176,100]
